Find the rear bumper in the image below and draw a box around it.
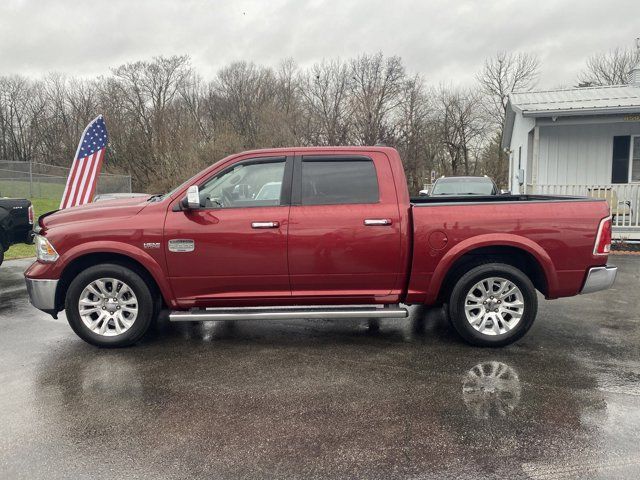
[25,277,58,313]
[580,265,617,294]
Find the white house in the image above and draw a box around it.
[503,61,640,237]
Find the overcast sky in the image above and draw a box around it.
[1,0,638,88]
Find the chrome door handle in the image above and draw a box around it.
[251,221,280,229]
[364,219,392,226]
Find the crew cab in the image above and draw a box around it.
[24,147,616,348]
[0,197,34,266]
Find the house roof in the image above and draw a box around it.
[509,84,640,115]
[503,84,640,149]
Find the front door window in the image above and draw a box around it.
[199,159,286,208]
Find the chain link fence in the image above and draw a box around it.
[0,161,132,199]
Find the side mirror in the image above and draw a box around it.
[500,189,511,195]
[183,185,201,210]
[418,189,429,196]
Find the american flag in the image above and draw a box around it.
[59,115,109,209]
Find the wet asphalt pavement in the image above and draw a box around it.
[1,257,639,479]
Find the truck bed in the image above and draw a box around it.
[405,195,610,304]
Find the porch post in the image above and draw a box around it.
[508,151,513,192]
[531,126,540,192]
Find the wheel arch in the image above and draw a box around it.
[429,235,557,304]
[55,249,173,312]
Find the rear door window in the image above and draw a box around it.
[300,157,379,205]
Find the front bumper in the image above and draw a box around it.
[580,265,617,294]
[25,277,59,314]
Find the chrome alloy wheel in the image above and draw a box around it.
[78,278,138,336]
[463,276,524,336]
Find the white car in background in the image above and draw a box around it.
[93,193,149,202]
[255,181,282,201]
[420,176,506,196]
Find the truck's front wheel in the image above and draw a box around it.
[65,264,154,347]
[448,263,537,347]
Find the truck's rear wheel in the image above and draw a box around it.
[448,263,537,347]
[65,263,154,347]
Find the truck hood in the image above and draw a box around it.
[39,196,151,230]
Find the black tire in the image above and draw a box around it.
[65,263,154,347]
[448,263,538,347]
[0,245,4,267]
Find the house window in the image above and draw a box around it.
[632,136,640,182]
[611,135,640,184]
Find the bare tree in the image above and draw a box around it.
[108,55,194,188]
[37,74,100,166]
[394,75,436,193]
[477,51,540,129]
[275,59,299,119]
[476,51,539,185]
[178,71,212,143]
[266,58,302,147]
[477,134,508,187]
[436,86,488,176]
[349,53,406,145]
[0,76,47,163]
[298,59,352,145]
[578,46,640,86]
[213,61,279,148]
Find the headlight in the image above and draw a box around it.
[35,235,59,263]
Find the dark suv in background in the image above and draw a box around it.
[0,197,34,266]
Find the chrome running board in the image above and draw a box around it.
[169,304,408,322]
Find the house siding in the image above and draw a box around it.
[536,122,640,185]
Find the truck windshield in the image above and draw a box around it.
[431,178,495,195]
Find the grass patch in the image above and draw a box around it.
[5,243,35,260]
[0,180,65,200]
[4,197,60,260]
[29,198,61,218]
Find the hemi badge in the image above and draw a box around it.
[168,239,195,253]
[143,242,161,249]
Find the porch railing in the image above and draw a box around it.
[530,184,640,233]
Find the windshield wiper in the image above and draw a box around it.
[147,193,165,202]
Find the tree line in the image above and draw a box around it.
[0,45,635,194]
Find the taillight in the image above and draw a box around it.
[594,216,612,256]
[28,205,34,225]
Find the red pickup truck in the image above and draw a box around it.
[25,147,616,348]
